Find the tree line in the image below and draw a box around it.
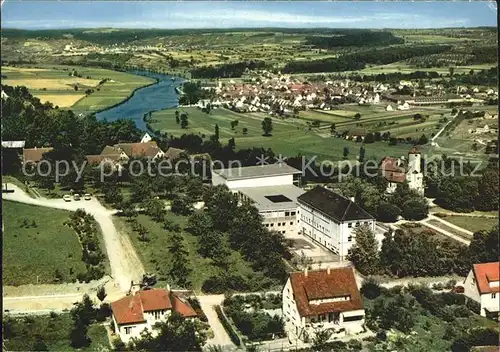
[349,224,498,278]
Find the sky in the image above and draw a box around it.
[1,1,498,30]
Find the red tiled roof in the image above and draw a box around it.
[473,262,500,294]
[111,294,146,325]
[23,147,53,163]
[111,289,197,325]
[289,268,363,317]
[115,141,162,158]
[164,147,185,161]
[138,289,172,312]
[380,157,406,183]
[101,145,124,156]
[86,154,122,165]
[171,294,198,318]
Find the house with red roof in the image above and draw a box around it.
[111,288,197,343]
[463,262,499,320]
[282,267,365,342]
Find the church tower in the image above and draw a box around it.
[406,147,424,195]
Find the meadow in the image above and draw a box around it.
[1,64,154,112]
[2,200,87,285]
[433,112,498,160]
[114,213,260,292]
[151,106,431,162]
[3,314,109,351]
[436,215,498,233]
[354,63,497,75]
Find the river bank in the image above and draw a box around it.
[96,70,182,131]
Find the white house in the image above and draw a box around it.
[380,147,424,195]
[397,102,410,110]
[282,267,365,342]
[211,163,302,190]
[385,104,394,112]
[297,186,375,259]
[463,262,499,320]
[111,288,197,344]
[140,133,153,143]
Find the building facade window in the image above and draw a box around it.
[492,293,497,299]
[348,223,352,228]
[347,236,352,242]
[125,327,132,335]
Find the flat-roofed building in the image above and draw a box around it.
[236,185,305,235]
[211,163,302,189]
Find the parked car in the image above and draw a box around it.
[453,285,464,293]
[84,194,91,200]
[63,195,72,202]
[73,194,81,201]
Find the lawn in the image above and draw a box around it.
[1,64,154,113]
[426,219,473,241]
[436,215,498,233]
[353,63,497,75]
[399,222,464,246]
[3,314,110,351]
[2,201,87,285]
[151,106,424,162]
[113,212,257,292]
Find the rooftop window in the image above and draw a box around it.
[265,194,292,203]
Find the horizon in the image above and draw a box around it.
[1,1,497,30]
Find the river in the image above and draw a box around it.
[96,71,182,131]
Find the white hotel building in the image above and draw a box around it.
[297,186,375,259]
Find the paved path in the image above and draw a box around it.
[197,294,238,351]
[2,183,145,292]
[386,216,471,246]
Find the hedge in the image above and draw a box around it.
[215,305,242,346]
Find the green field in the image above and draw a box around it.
[151,106,428,161]
[114,213,257,292]
[3,314,109,351]
[1,64,154,113]
[437,215,498,233]
[354,63,497,75]
[2,201,87,285]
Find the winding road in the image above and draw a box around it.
[2,183,145,293]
